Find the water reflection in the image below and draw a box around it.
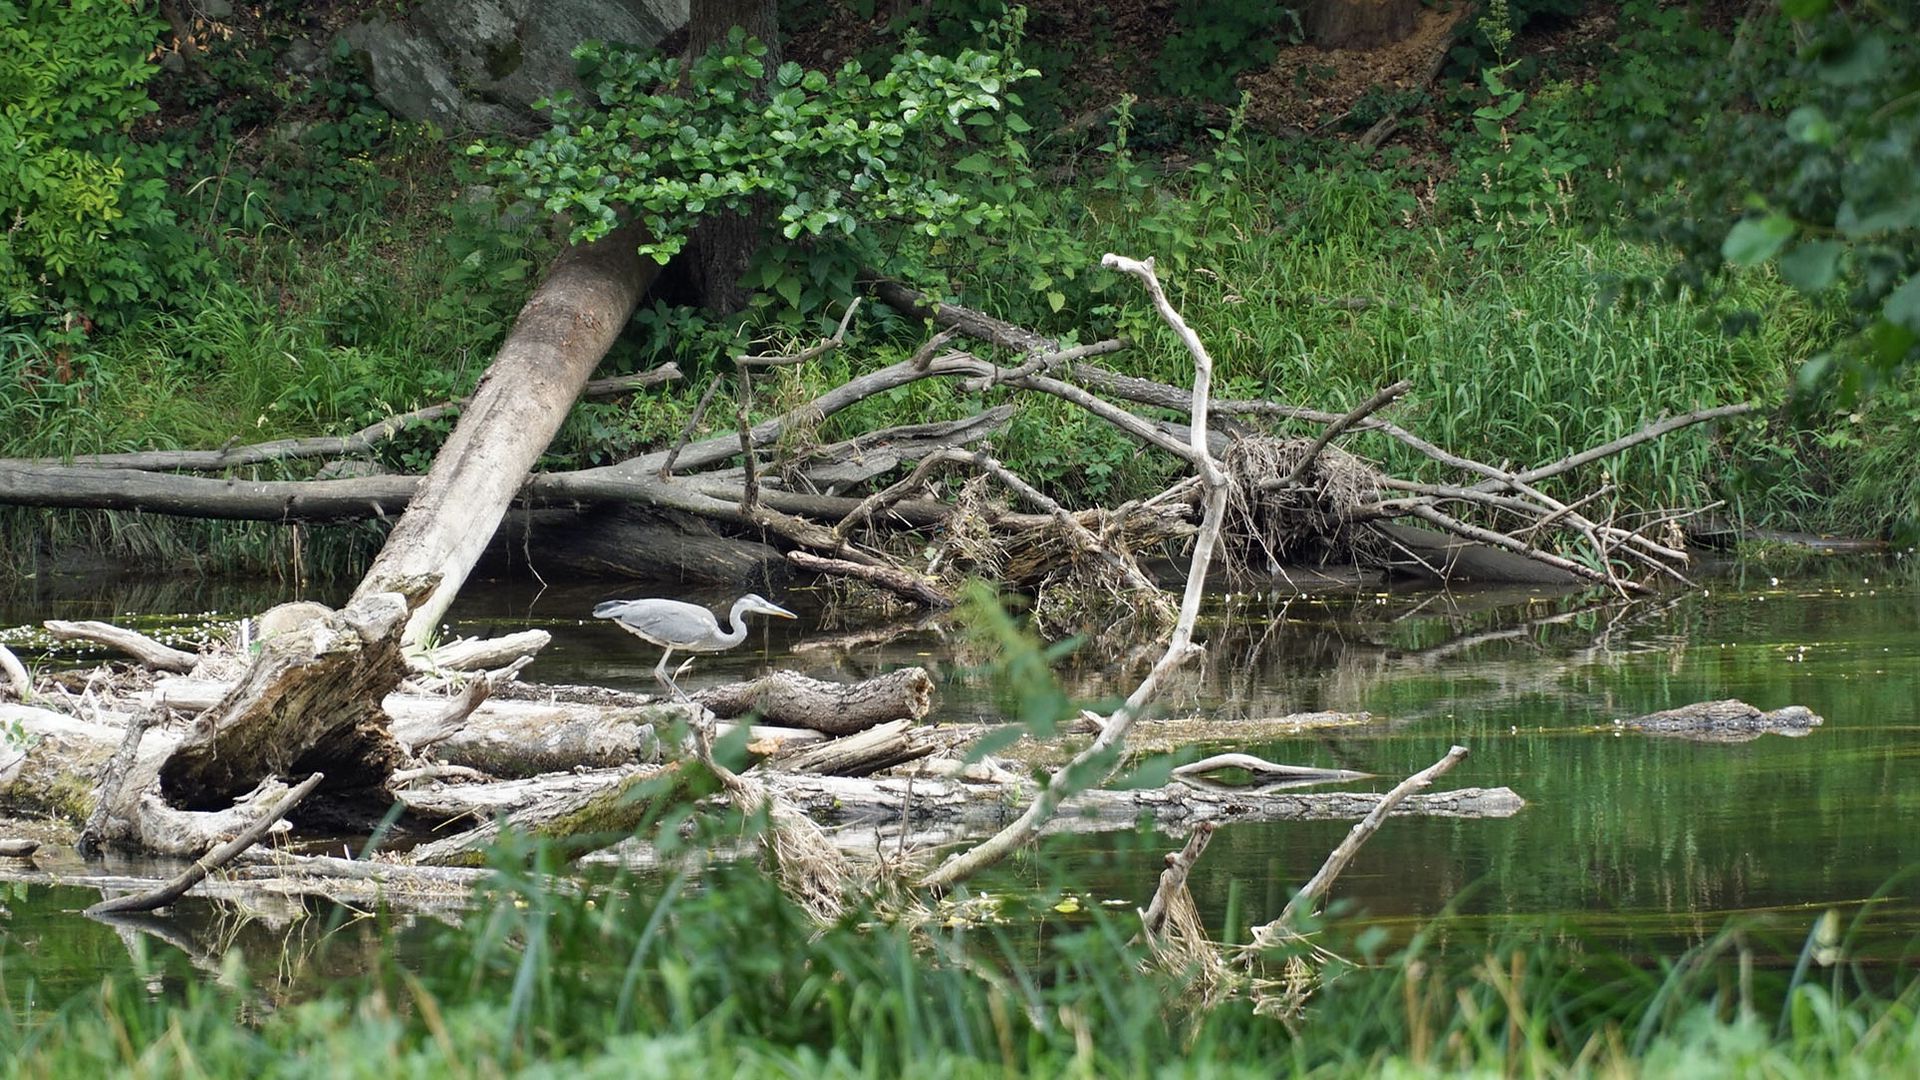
[2,555,1916,976]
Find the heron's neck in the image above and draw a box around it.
[720,599,756,646]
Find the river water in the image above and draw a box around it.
[3,554,1916,1000]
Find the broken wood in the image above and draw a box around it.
[78,707,155,856]
[769,718,967,777]
[690,667,935,735]
[418,630,552,673]
[86,770,324,916]
[410,762,699,867]
[157,591,415,809]
[0,644,30,699]
[43,621,198,673]
[786,549,954,609]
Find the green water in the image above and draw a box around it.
[2,556,1916,993]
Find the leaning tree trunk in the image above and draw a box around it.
[355,223,657,647]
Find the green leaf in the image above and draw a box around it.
[1778,241,1843,291]
[775,273,802,309]
[953,153,992,174]
[1721,213,1794,266]
[1816,33,1888,86]
[1047,290,1065,313]
[1884,274,1920,334]
[1784,106,1836,146]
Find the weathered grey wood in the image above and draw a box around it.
[88,771,325,915]
[1170,754,1370,787]
[0,838,38,858]
[0,644,31,699]
[691,667,935,735]
[354,222,659,647]
[419,630,551,673]
[43,621,198,673]
[410,762,697,867]
[769,719,968,777]
[157,592,414,808]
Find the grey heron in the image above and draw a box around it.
[592,593,797,700]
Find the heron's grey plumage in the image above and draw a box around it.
[593,593,796,700]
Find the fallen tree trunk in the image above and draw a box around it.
[690,667,935,734]
[355,222,659,648]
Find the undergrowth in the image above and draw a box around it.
[2,818,1916,1078]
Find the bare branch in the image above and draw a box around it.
[85,771,325,916]
[1248,745,1469,945]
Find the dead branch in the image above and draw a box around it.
[85,770,324,916]
[1273,380,1411,490]
[921,253,1233,891]
[1248,745,1470,947]
[78,706,156,855]
[2,364,680,475]
[1140,821,1216,940]
[1169,754,1370,787]
[737,298,861,367]
[43,621,198,673]
[786,549,954,609]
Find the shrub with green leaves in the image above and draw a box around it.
[0,0,205,330]
[473,18,1037,313]
[1623,2,1919,396]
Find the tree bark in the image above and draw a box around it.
[354,222,657,647]
[679,0,782,314]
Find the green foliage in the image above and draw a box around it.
[1619,2,1920,396]
[0,0,207,332]
[474,17,1038,291]
[1150,0,1295,105]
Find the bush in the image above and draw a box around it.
[0,0,207,335]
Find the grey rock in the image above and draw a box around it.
[281,37,328,77]
[340,0,685,135]
[198,0,234,20]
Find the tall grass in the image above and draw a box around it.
[3,820,1916,1077]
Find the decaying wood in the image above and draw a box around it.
[1140,821,1216,941]
[923,255,1238,890]
[0,838,39,858]
[769,718,969,777]
[157,591,415,808]
[418,630,551,673]
[690,667,935,735]
[78,706,155,855]
[410,762,699,867]
[1249,744,1470,946]
[43,621,198,673]
[87,771,324,916]
[1615,699,1823,743]
[759,770,1524,833]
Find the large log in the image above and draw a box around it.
[690,667,935,734]
[354,222,659,647]
[156,592,414,809]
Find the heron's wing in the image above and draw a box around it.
[593,598,720,647]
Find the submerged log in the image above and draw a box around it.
[1614,700,1824,743]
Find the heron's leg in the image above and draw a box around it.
[653,649,692,704]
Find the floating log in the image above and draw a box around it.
[769,719,973,777]
[1614,699,1824,743]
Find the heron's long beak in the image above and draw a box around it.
[769,604,798,619]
